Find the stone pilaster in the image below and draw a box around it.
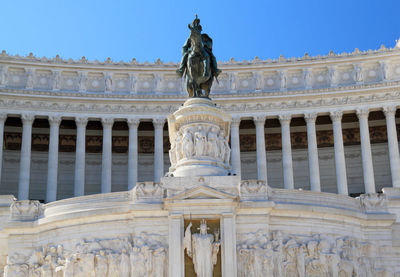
[168,213,184,277]
[221,213,237,277]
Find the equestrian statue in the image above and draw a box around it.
[177,15,221,98]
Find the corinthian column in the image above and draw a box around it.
[0,113,7,185]
[18,113,35,200]
[253,116,267,182]
[230,116,241,176]
[74,116,88,197]
[330,111,348,195]
[279,114,294,189]
[127,117,140,190]
[304,112,321,192]
[46,115,62,203]
[383,105,400,187]
[356,108,375,193]
[101,117,114,193]
[153,118,165,182]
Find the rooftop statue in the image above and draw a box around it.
[177,15,221,98]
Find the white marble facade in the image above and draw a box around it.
[1,44,400,276]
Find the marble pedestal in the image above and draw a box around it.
[167,98,232,177]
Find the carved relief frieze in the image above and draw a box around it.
[4,233,168,277]
[237,230,397,277]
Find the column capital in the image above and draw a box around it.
[48,115,62,126]
[278,114,291,124]
[101,117,114,127]
[0,112,7,122]
[304,112,318,123]
[75,116,88,127]
[329,110,343,122]
[383,105,397,117]
[356,108,369,119]
[253,115,265,126]
[21,113,35,124]
[231,116,241,127]
[127,117,140,128]
[152,117,165,128]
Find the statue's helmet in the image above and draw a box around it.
[191,15,202,32]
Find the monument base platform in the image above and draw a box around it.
[1,184,400,276]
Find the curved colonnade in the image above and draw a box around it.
[0,47,400,201]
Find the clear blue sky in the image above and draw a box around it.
[0,0,398,63]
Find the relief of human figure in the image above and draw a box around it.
[61,255,75,277]
[194,127,207,157]
[4,264,29,277]
[184,220,220,277]
[175,131,183,161]
[120,249,130,277]
[296,244,306,277]
[262,242,274,277]
[272,231,284,277]
[217,131,226,161]
[182,129,194,159]
[94,250,108,277]
[223,137,231,165]
[152,247,167,277]
[283,240,298,276]
[207,127,219,158]
[107,253,121,276]
[130,246,147,277]
[73,253,95,277]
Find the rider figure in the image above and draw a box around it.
[176,16,221,79]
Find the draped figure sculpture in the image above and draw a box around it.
[184,220,220,277]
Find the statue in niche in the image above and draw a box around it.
[176,15,221,98]
[0,66,8,86]
[105,75,112,92]
[355,66,363,83]
[184,220,220,277]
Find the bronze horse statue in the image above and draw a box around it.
[186,21,213,98]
